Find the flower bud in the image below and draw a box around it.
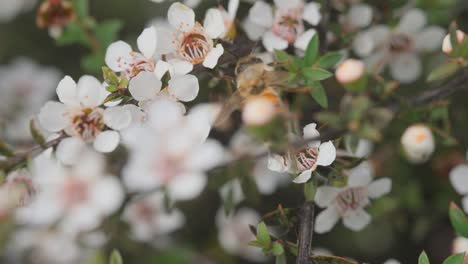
[442,30,465,54]
[401,124,435,164]
[242,97,277,126]
[335,59,365,84]
[37,0,76,30]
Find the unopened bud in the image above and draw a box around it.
[335,59,365,84]
[401,124,435,164]
[442,30,465,54]
[37,0,76,30]
[242,97,277,126]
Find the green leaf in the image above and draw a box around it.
[274,50,298,72]
[275,253,287,264]
[427,62,460,82]
[304,34,319,66]
[449,202,468,238]
[109,249,123,264]
[442,253,465,264]
[271,242,284,256]
[309,83,328,108]
[318,52,343,68]
[102,67,119,85]
[248,240,265,248]
[418,251,430,264]
[95,20,123,48]
[73,0,89,19]
[30,119,46,147]
[256,222,271,246]
[0,138,14,157]
[56,23,89,47]
[303,68,333,81]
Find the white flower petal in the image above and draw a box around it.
[168,58,194,76]
[105,41,132,72]
[414,26,445,52]
[248,1,273,28]
[168,74,199,102]
[56,137,86,165]
[56,76,77,106]
[228,0,239,20]
[168,2,195,31]
[268,154,289,172]
[93,131,120,153]
[243,18,268,41]
[389,53,421,83]
[368,178,392,199]
[343,209,371,231]
[137,26,157,59]
[168,172,207,201]
[203,44,224,69]
[148,97,184,130]
[77,75,104,107]
[316,141,336,166]
[294,29,318,51]
[188,103,221,126]
[315,186,340,208]
[38,101,68,132]
[274,0,302,10]
[104,106,132,130]
[347,4,373,29]
[463,196,468,214]
[90,176,124,215]
[315,206,340,234]
[302,2,322,26]
[156,27,176,55]
[450,164,468,195]
[204,8,225,39]
[293,169,312,184]
[303,123,320,140]
[347,161,373,187]
[396,9,426,34]
[353,31,375,57]
[129,71,161,101]
[185,140,225,170]
[263,31,289,52]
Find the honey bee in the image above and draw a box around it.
[213,56,289,128]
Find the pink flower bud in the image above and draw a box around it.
[401,124,435,164]
[242,97,277,126]
[442,30,465,54]
[335,59,365,84]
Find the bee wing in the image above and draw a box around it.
[213,90,245,129]
[264,70,290,87]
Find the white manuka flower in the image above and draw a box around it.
[0,0,35,22]
[339,4,373,33]
[268,123,336,184]
[206,0,239,40]
[123,98,225,201]
[106,26,172,79]
[449,153,468,214]
[353,9,445,83]
[16,149,124,235]
[243,0,321,52]
[164,2,225,69]
[38,75,132,162]
[314,161,392,233]
[123,192,185,242]
[216,208,266,262]
[0,58,60,141]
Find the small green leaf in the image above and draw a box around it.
[275,50,292,62]
[256,222,271,246]
[106,85,118,92]
[318,52,343,68]
[304,34,319,66]
[442,253,465,264]
[248,240,265,248]
[271,242,284,256]
[109,249,123,264]
[73,0,89,19]
[427,62,460,82]
[30,119,46,147]
[95,20,123,48]
[449,202,468,238]
[275,253,287,264]
[418,251,430,264]
[57,23,89,47]
[303,68,333,81]
[309,83,328,108]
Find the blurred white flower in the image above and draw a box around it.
[268,123,336,184]
[150,0,201,9]
[0,169,35,219]
[161,2,225,69]
[216,208,266,262]
[353,9,445,83]
[38,75,132,161]
[0,0,36,22]
[383,259,401,264]
[123,192,185,242]
[314,161,392,233]
[16,149,124,235]
[449,154,468,214]
[0,58,60,141]
[123,98,225,201]
[401,124,435,164]
[339,4,373,32]
[243,0,321,52]
[442,30,466,54]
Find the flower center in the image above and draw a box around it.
[135,202,156,223]
[334,187,369,215]
[179,32,212,64]
[294,147,319,172]
[389,33,412,53]
[272,10,304,43]
[62,178,89,207]
[117,53,155,79]
[70,108,104,141]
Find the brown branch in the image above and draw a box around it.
[297,202,315,264]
